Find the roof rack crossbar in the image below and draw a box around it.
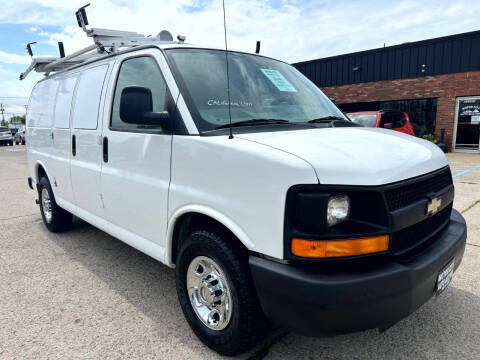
[43,44,97,72]
[20,4,181,80]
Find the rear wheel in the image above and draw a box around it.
[175,229,266,356]
[21,138,25,145]
[38,176,72,232]
[9,140,13,146]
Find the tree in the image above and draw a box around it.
[9,115,26,125]
[0,119,8,127]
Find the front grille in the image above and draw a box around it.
[391,204,452,253]
[385,168,453,211]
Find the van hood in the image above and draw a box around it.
[237,127,449,186]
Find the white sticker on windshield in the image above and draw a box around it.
[260,69,297,92]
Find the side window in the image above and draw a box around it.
[393,113,407,128]
[28,80,58,128]
[379,113,394,129]
[111,56,168,131]
[54,75,78,129]
[72,65,108,130]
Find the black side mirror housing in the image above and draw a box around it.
[120,86,169,125]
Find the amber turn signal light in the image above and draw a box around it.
[291,235,389,258]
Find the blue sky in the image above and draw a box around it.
[0,0,479,117]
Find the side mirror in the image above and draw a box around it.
[120,86,169,125]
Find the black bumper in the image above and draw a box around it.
[249,209,467,336]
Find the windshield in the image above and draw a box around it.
[347,113,378,127]
[166,49,348,132]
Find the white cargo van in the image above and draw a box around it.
[23,19,466,356]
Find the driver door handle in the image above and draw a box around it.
[103,136,108,163]
[72,134,76,156]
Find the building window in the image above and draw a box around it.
[338,98,437,137]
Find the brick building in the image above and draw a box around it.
[293,30,480,151]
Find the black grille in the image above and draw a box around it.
[385,168,453,211]
[391,204,452,253]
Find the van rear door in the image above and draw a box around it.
[70,64,110,219]
[27,79,58,180]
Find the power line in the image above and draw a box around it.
[0,96,29,99]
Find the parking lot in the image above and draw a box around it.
[0,145,479,360]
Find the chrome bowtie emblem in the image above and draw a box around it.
[427,197,442,215]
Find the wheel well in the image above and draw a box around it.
[37,164,47,185]
[171,212,248,264]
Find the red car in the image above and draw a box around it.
[347,110,415,136]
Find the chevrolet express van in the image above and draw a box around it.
[26,43,467,355]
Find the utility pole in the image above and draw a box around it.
[0,103,5,124]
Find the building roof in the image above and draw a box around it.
[293,30,480,88]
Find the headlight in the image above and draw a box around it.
[327,194,350,226]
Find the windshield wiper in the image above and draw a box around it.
[215,118,291,129]
[307,116,348,123]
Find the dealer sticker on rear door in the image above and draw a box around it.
[436,259,455,295]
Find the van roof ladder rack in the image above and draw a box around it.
[20,3,184,80]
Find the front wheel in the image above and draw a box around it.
[175,229,266,356]
[38,177,73,232]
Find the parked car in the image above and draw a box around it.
[25,37,466,356]
[0,126,14,146]
[347,110,415,136]
[15,126,26,145]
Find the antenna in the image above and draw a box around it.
[222,0,233,139]
[255,41,261,54]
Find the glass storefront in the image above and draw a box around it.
[454,97,480,151]
[338,98,437,137]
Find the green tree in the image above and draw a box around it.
[9,115,26,125]
[0,119,8,127]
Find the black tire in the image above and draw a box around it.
[176,229,266,356]
[15,140,19,145]
[21,139,25,145]
[9,140,13,146]
[38,176,73,232]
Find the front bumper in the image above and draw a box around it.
[249,209,467,336]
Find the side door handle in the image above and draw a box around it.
[72,134,76,156]
[103,136,108,163]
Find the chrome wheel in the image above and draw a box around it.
[186,256,232,331]
[41,188,52,223]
